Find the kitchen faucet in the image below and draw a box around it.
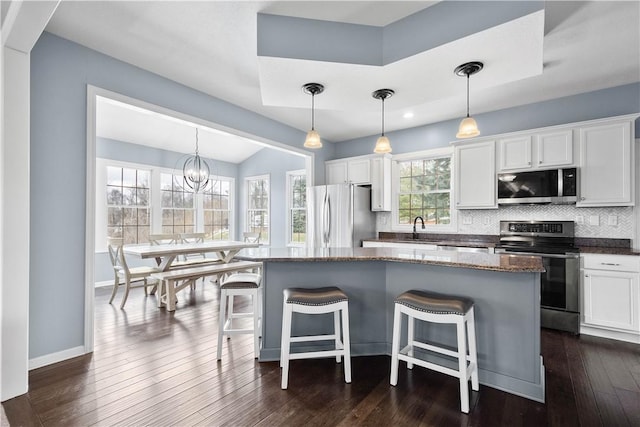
[413,216,425,239]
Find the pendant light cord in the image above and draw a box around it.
[195,128,200,155]
[381,97,385,136]
[466,74,470,118]
[311,92,315,131]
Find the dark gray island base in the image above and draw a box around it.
[236,247,545,403]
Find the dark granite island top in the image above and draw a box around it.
[236,247,544,273]
[236,247,546,403]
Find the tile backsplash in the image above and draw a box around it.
[376,205,635,238]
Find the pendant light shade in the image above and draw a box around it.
[182,128,211,193]
[302,83,324,149]
[455,61,483,139]
[372,88,394,154]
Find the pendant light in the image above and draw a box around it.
[182,128,211,193]
[302,83,324,149]
[372,88,395,154]
[454,61,483,139]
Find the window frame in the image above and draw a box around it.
[201,176,235,240]
[286,169,307,247]
[96,158,235,251]
[390,147,456,233]
[245,174,271,245]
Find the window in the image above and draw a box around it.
[286,170,306,246]
[106,166,151,244]
[202,178,232,240]
[246,175,270,244]
[160,173,195,235]
[394,150,453,228]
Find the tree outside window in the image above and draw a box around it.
[202,178,232,240]
[397,157,451,225]
[160,173,195,234]
[106,166,150,244]
[288,171,306,245]
[246,175,269,244]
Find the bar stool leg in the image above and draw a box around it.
[341,303,352,383]
[253,289,260,359]
[390,304,402,386]
[457,319,470,413]
[280,303,293,389]
[217,288,227,360]
[407,314,415,370]
[334,310,342,363]
[467,307,479,391]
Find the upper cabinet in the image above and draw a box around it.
[498,130,574,171]
[370,155,391,211]
[326,156,370,185]
[325,154,391,211]
[454,140,497,209]
[498,135,532,170]
[577,118,635,207]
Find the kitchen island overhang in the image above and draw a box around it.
[236,247,546,403]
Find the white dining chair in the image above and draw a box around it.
[149,233,179,245]
[107,237,160,309]
[243,231,261,244]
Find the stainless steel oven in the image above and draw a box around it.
[495,220,580,334]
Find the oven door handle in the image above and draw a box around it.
[495,249,579,259]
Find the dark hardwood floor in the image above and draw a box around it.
[3,284,640,426]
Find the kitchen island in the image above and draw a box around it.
[236,247,546,402]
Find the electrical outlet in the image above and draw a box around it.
[483,216,491,226]
[589,215,599,226]
[608,215,618,226]
[463,217,472,225]
[576,215,584,225]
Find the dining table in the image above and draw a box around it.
[124,240,259,271]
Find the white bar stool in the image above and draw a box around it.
[217,272,262,360]
[280,286,351,389]
[390,289,479,413]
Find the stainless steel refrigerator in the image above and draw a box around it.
[307,184,376,248]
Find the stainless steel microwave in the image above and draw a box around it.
[497,168,577,205]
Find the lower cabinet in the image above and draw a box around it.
[581,254,640,343]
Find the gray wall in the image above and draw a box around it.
[335,83,640,158]
[30,32,324,359]
[237,149,306,247]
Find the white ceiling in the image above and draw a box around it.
[46,1,640,161]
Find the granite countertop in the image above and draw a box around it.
[236,247,544,273]
[370,234,640,256]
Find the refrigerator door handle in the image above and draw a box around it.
[323,192,331,246]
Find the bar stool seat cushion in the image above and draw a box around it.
[220,273,261,289]
[284,286,348,306]
[395,290,473,315]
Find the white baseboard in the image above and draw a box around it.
[29,345,86,370]
[580,324,640,344]
[95,280,113,288]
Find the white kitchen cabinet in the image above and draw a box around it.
[370,155,391,211]
[577,119,634,206]
[498,135,532,170]
[536,129,574,167]
[326,161,348,184]
[454,140,497,209]
[498,129,574,171]
[325,156,370,185]
[581,254,640,343]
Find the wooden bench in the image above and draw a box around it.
[151,260,263,311]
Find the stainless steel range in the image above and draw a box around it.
[495,220,580,334]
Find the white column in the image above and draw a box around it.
[1,45,30,401]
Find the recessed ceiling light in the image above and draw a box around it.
[403,111,414,119]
